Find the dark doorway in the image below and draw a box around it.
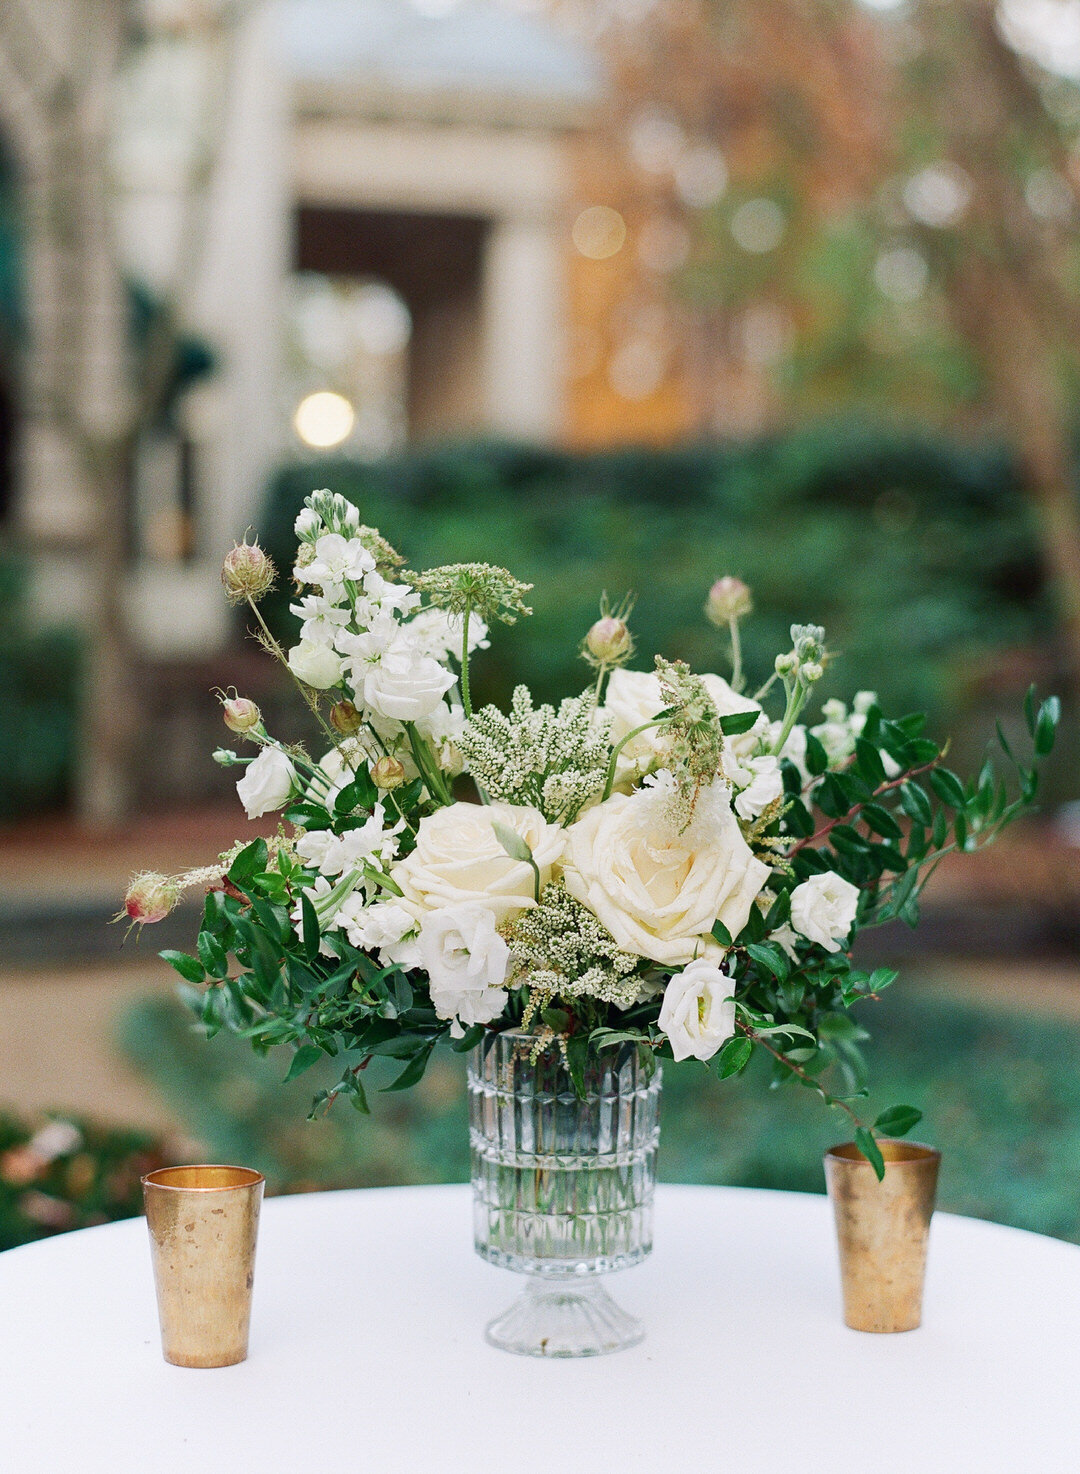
[295,205,489,440]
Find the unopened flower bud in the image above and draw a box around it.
[371,755,406,791]
[705,576,752,626]
[585,616,632,664]
[775,651,798,677]
[212,747,240,766]
[122,872,180,926]
[222,696,261,734]
[791,622,826,663]
[330,700,364,736]
[221,538,275,605]
[801,661,824,684]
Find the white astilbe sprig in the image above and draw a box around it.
[458,686,613,823]
[503,880,642,1010]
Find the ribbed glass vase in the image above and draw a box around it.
[468,1030,661,1358]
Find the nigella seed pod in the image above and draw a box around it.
[370,755,406,791]
[330,700,364,736]
[221,538,275,605]
[585,616,632,664]
[705,576,752,626]
[123,872,180,926]
[222,697,261,734]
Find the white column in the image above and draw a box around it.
[481,212,563,443]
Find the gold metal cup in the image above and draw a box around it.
[142,1165,265,1368]
[824,1139,940,1333]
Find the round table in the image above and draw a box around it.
[2,1184,1078,1472]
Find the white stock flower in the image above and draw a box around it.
[790,871,860,953]
[334,614,404,670]
[418,903,509,1031]
[414,700,467,775]
[363,645,457,721]
[236,745,297,819]
[723,752,784,820]
[561,784,769,966]
[289,594,350,646]
[299,533,376,589]
[659,958,737,1062]
[363,571,421,617]
[287,639,344,689]
[391,801,565,925]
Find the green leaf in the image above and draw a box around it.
[542,1007,572,1032]
[855,738,886,787]
[862,802,902,840]
[449,1024,486,1053]
[719,708,760,736]
[764,889,791,929]
[1023,683,1039,738]
[159,949,205,984]
[284,1044,325,1083]
[301,894,320,963]
[930,768,966,810]
[873,1105,923,1138]
[899,781,932,826]
[228,837,267,887]
[382,1047,435,1093]
[196,930,229,979]
[805,732,828,776]
[711,919,733,948]
[716,1036,753,1079]
[745,941,790,981]
[1035,696,1060,757]
[854,1127,886,1182]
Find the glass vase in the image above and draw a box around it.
[468,1030,661,1358]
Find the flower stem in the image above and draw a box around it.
[246,597,341,751]
[770,677,808,758]
[460,599,473,719]
[600,717,667,802]
[729,616,744,694]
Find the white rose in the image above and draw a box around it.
[562,786,769,966]
[391,801,565,925]
[288,639,344,689]
[363,645,457,721]
[723,752,784,820]
[659,959,737,1062]
[790,871,860,953]
[236,746,297,819]
[418,903,509,1029]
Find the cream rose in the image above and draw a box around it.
[561,787,769,966]
[236,745,297,819]
[659,959,737,1062]
[288,639,344,690]
[790,872,860,953]
[390,801,565,926]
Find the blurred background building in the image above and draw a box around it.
[1,0,1079,1251]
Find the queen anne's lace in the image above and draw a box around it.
[502,881,642,1010]
[458,686,612,823]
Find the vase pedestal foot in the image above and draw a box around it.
[485,1276,644,1358]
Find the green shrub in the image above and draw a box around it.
[259,423,1049,729]
[0,550,79,819]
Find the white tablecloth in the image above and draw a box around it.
[1,1184,1078,1473]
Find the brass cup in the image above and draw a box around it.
[142,1165,265,1368]
[824,1139,941,1334]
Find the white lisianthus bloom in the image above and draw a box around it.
[418,903,509,1031]
[363,645,458,721]
[561,783,769,966]
[723,752,784,820]
[236,745,297,819]
[658,958,737,1062]
[391,801,565,925]
[299,533,376,588]
[287,639,344,689]
[414,700,467,775]
[294,507,320,540]
[333,896,416,957]
[790,872,860,953]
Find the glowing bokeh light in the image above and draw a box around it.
[294,391,356,449]
[572,206,627,260]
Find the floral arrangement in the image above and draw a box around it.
[125,489,1059,1177]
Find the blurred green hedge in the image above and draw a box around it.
[260,423,1050,725]
[0,550,79,820]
